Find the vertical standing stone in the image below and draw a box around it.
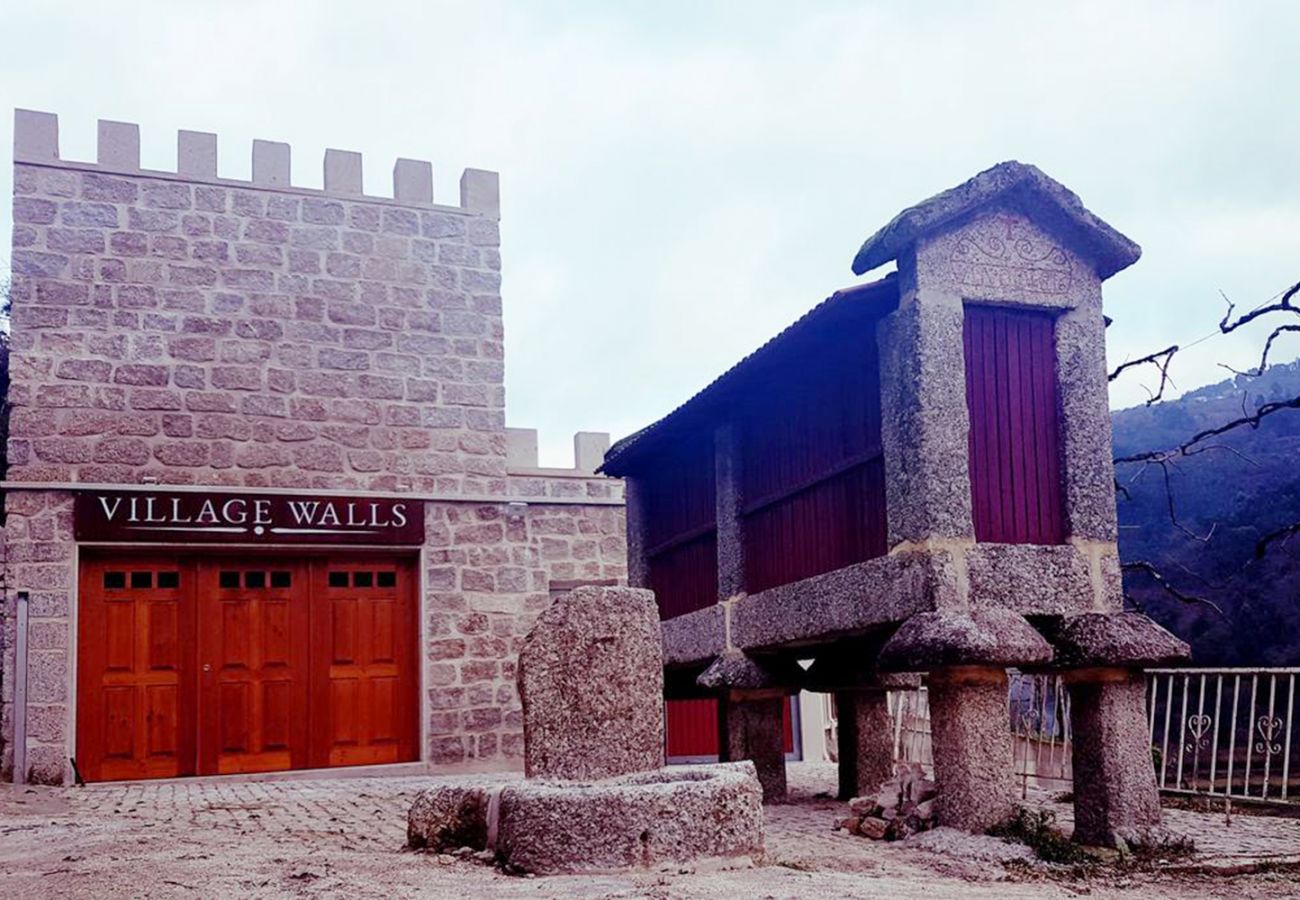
[927,667,1016,832]
[14,109,59,162]
[1051,613,1189,846]
[720,693,787,803]
[875,288,975,550]
[97,120,140,170]
[835,690,895,800]
[252,139,290,187]
[518,585,664,780]
[1067,674,1163,846]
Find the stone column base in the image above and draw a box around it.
[835,689,894,800]
[719,692,788,803]
[927,666,1016,832]
[1066,669,1163,847]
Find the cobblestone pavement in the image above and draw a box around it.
[1,764,1298,898]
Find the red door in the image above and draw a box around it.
[309,558,419,768]
[197,559,310,775]
[77,552,418,782]
[77,557,197,782]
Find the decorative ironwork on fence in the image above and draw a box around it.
[845,668,1298,805]
[1148,668,1298,802]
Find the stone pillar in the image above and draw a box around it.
[1066,670,1163,847]
[835,689,895,800]
[926,666,1016,831]
[623,476,650,589]
[875,287,975,550]
[713,423,746,601]
[719,692,787,803]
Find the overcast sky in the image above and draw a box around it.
[3,1,1297,465]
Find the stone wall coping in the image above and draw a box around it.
[13,109,499,218]
[0,480,625,507]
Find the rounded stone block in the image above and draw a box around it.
[495,762,764,875]
[1051,612,1189,670]
[877,608,1053,671]
[406,783,494,852]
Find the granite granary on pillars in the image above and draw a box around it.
[601,161,1190,843]
[0,110,627,786]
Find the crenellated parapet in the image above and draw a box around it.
[13,109,498,218]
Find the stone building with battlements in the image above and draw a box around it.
[0,110,626,785]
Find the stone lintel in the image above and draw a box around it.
[661,603,725,667]
[727,551,949,652]
[710,545,1104,658]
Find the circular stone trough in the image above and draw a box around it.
[408,762,764,876]
[497,762,764,875]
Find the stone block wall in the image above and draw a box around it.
[2,111,628,783]
[8,110,506,494]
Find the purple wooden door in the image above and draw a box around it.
[963,305,1065,545]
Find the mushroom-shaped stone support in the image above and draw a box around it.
[1050,612,1190,848]
[697,650,803,803]
[877,610,1053,832]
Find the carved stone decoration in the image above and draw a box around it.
[948,214,1073,295]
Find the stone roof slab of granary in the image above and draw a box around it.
[850,160,1141,280]
[599,274,899,476]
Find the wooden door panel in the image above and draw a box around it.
[310,558,417,768]
[77,556,196,782]
[198,560,309,775]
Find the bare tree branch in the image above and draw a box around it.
[1109,344,1179,405]
[1219,324,1300,377]
[1115,394,1300,465]
[1255,521,1300,559]
[1121,561,1226,618]
[1219,280,1300,334]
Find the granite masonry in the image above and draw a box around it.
[519,585,664,780]
[1,110,626,785]
[604,162,1189,846]
[409,585,764,875]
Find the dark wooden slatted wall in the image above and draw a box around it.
[740,341,888,594]
[664,697,797,759]
[643,431,718,620]
[963,304,1065,545]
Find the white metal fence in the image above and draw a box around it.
[826,667,1299,805]
[1148,668,1298,802]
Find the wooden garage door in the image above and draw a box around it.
[77,554,418,782]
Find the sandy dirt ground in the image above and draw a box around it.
[1,763,1298,899]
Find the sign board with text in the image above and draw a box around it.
[74,490,425,545]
